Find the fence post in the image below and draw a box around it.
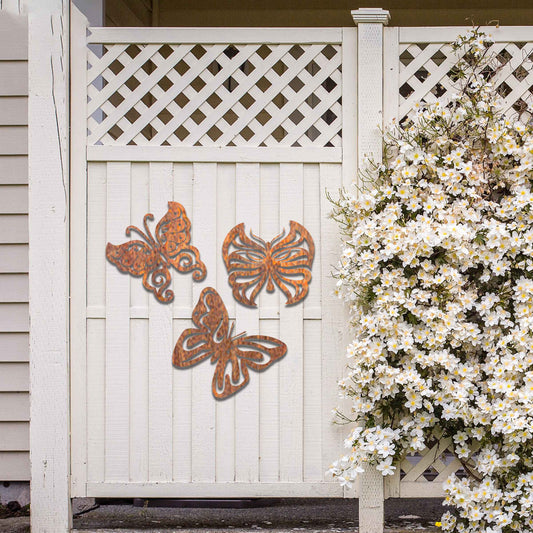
[351,7,390,533]
[28,0,72,531]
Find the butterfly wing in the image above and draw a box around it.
[156,201,207,282]
[106,239,174,303]
[173,287,230,368]
[270,220,315,305]
[222,223,269,307]
[212,334,287,400]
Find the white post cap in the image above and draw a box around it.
[351,7,391,25]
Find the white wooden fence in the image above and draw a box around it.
[25,3,533,531]
[70,13,357,500]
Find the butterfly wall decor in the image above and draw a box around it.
[106,201,207,303]
[173,287,287,400]
[222,221,315,307]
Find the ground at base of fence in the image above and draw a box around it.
[0,498,443,533]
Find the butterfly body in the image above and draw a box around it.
[106,202,206,303]
[222,221,315,307]
[173,287,287,399]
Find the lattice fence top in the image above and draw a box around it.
[398,38,533,123]
[86,41,342,148]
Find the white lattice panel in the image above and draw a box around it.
[86,41,342,148]
[394,29,533,124]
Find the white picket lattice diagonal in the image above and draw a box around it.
[87,41,342,148]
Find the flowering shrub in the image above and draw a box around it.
[329,29,533,533]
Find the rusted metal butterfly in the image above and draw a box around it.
[222,221,315,307]
[173,287,287,400]
[106,201,206,303]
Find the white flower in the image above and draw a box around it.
[376,457,396,475]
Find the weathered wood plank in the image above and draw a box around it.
[0,244,28,272]
[0,333,28,361]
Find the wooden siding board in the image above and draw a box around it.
[0,13,28,60]
[0,393,29,421]
[0,362,29,391]
[0,126,28,155]
[0,244,28,272]
[0,215,28,243]
[0,274,28,301]
[0,303,28,332]
[0,185,28,213]
[0,422,29,451]
[0,156,28,184]
[0,97,27,126]
[0,333,29,362]
[0,452,29,480]
[0,8,29,485]
[0,62,28,96]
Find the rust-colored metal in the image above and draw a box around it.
[222,220,315,307]
[173,287,287,400]
[106,201,207,303]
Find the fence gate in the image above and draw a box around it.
[70,9,357,499]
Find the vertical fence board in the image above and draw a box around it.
[86,162,107,483]
[303,164,323,481]
[129,163,150,482]
[172,162,193,482]
[215,163,236,483]
[87,319,106,483]
[234,162,261,483]
[105,161,131,481]
[147,162,174,481]
[319,163,344,476]
[279,163,304,482]
[190,162,216,482]
[259,163,280,482]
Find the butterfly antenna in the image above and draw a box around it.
[249,229,267,248]
[142,214,157,246]
[125,221,152,243]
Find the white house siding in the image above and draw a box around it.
[0,11,30,481]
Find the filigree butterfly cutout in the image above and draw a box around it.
[106,201,207,303]
[173,287,287,400]
[222,220,315,307]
